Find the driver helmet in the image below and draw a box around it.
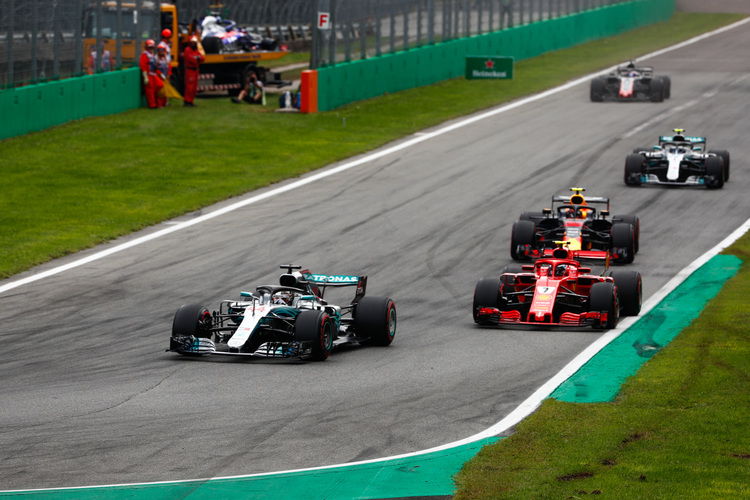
[273,291,294,305]
[554,264,567,277]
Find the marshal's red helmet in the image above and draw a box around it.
[145,39,155,49]
[161,28,172,39]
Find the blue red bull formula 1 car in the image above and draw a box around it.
[168,265,396,361]
[510,188,640,264]
[474,246,642,329]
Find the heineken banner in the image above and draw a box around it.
[465,56,514,80]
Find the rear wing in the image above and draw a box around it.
[303,272,364,287]
[303,272,367,303]
[659,135,706,145]
[551,195,609,207]
[277,266,368,302]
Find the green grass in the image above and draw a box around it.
[453,233,750,499]
[0,12,744,280]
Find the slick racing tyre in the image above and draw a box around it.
[660,76,671,99]
[614,215,640,254]
[709,150,730,182]
[607,270,642,316]
[510,220,537,261]
[172,304,212,338]
[624,154,644,186]
[610,222,636,264]
[296,310,334,360]
[171,304,213,356]
[355,296,397,346]
[704,156,724,189]
[473,277,501,325]
[649,78,664,102]
[202,36,222,54]
[589,282,618,329]
[590,77,605,102]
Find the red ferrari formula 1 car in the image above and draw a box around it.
[510,187,640,264]
[473,246,642,329]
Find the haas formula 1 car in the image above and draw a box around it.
[510,188,640,264]
[590,60,671,102]
[474,246,642,329]
[168,265,396,361]
[625,129,730,189]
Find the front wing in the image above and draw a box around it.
[169,335,316,359]
[476,307,609,328]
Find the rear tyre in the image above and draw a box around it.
[704,156,724,189]
[355,296,397,346]
[650,78,664,102]
[608,270,642,316]
[610,222,635,264]
[709,150,730,182]
[510,220,537,261]
[590,77,605,102]
[589,282,618,329]
[296,310,334,360]
[624,154,644,186]
[614,215,640,254]
[473,278,501,325]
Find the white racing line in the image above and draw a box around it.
[3,16,750,490]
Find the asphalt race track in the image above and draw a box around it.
[2,20,750,491]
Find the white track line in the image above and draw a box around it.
[3,15,750,494]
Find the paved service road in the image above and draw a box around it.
[1,20,750,491]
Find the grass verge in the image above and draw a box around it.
[0,12,744,280]
[453,234,750,498]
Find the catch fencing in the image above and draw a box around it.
[1,0,630,90]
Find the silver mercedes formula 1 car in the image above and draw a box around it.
[168,265,397,361]
[625,129,730,189]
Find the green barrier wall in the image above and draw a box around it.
[0,68,141,141]
[317,0,675,111]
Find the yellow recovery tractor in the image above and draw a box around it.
[83,2,289,95]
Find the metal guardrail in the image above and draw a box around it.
[1,0,627,89]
